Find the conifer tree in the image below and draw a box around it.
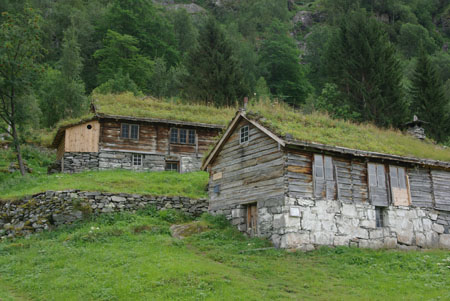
[184,17,246,106]
[325,9,407,128]
[410,50,450,143]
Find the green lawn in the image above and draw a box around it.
[0,212,449,300]
[0,170,209,200]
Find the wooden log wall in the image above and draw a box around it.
[286,151,313,198]
[100,119,220,156]
[208,120,285,210]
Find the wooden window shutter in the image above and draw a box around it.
[314,154,324,179]
[368,163,389,207]
[324,156,333,180]
[390,166,410,206]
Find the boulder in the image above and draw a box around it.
[170,221,209,239]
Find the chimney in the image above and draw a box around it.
[243,97,248,110]
[405,115,427,140]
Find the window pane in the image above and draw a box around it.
[368,163,377,187]
[389,166,399,188]
[121,124,129,138]
[170,128,178,143]
[180,129,187,144]
[314,154,324,179]
[188,130,196,144]
[132,154,142,166]
[324,156,333,180]
[165,162,178,172]
[240,126,249,144]
[130,124,139,139]
[398,167,406,189]
[376,164,386,188]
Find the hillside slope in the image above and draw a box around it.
[0,212,449,300]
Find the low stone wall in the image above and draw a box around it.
[0,190,208,239]
[218,197,450,250]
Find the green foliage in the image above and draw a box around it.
[259,21,312,105]
[94,69,142,96]
[39,26,88,127]
[94,30,154,92]
[184,17,247,106]
[409,50,450,143]
[0,212,449,300]
[325,9,408,127]
[398,23,437,58]
[102,0,179,66]
[158,209,192,224]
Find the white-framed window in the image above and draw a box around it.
[132,154,143,166]
[240,125,249,144]
[132,154,142,166]
[121,123,139,139]
[170,128,196,144]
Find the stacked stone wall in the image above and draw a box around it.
[63,152,99,173]
[0,191,208,239]
[55,151,203,173]
[216,197,450,250]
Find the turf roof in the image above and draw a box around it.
[245,100,450,163]
[55,93,450,162]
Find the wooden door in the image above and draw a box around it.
[246,203,258,236]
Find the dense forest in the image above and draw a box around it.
[1,0,449,172]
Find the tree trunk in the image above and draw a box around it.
[11,121,26,176]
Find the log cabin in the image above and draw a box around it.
[202,110,450,250]
[50,96,227,173]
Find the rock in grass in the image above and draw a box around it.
[169,221,209,239]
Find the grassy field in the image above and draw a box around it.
[0,211,449,300]
[0,170,209,200]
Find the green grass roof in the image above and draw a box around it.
[246,100,450,162]
[93,93,237,126]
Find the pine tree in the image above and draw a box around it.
[259,20,312,105]
[39,26,87,127]
[410,50,450,143]
[184,17,246,106]
[325,9,407,128]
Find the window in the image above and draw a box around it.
[132,154,142,166]
[121,123,139,139]
[179,129,187,144]
[165,161,179,172]
[170,128,196,144]
[188,130,196,144]
[240,125,249,144]
[389,166,410,206]
[313,154,336,199]
[375,207,385,227]
[368,163,389,207]
[170,128,178,143]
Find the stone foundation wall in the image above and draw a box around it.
[0,190,208,239]
[63,152,99,173]
[215,197,450,250]
[55,151,203,174]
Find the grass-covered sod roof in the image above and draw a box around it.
[93,93,237,126]
[245,100,450,162]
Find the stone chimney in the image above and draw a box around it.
[405,115,428,140]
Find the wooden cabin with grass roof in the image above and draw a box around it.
[202,103,450,250]
[50,93,235,174]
